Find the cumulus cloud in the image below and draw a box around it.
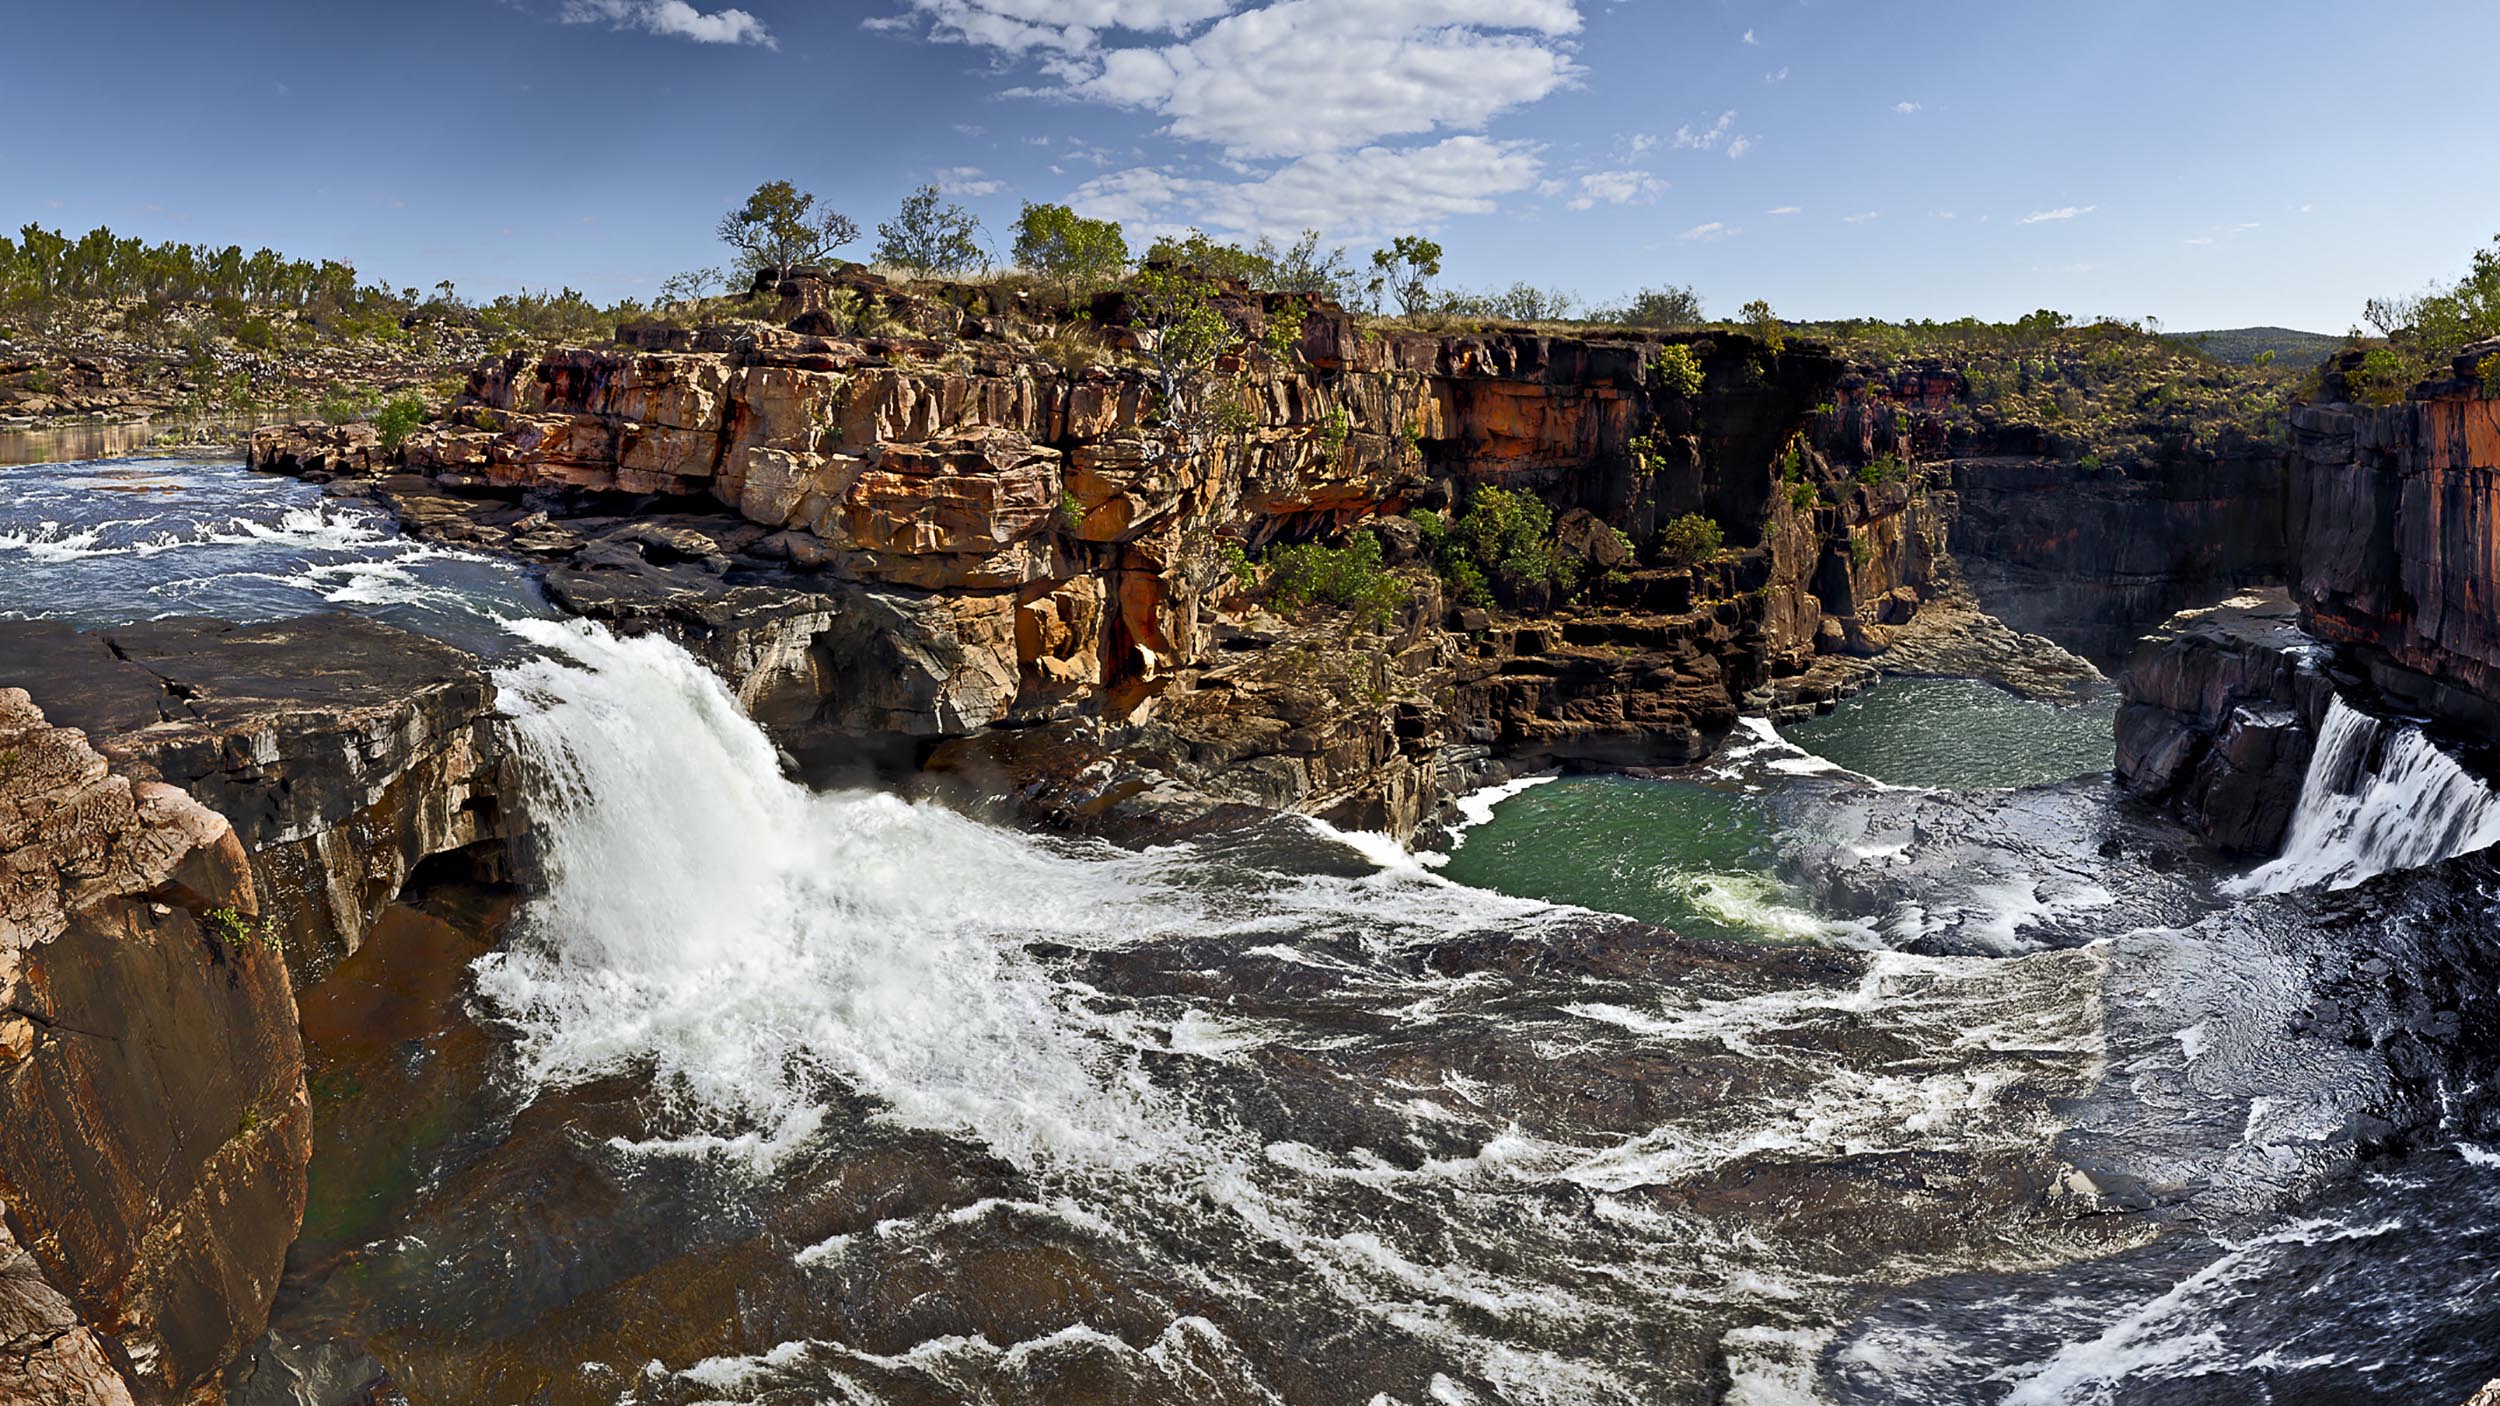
[1764,65,1788,82]
[562,0,776,46]
[1742,27,1756,43]
[1892,100,1921,115]
[1726,135,1752,159]
[1566,169,1667,211]
[1680,221,1737,242]
[865,0,1233,55]
[1061,0,1583,160]
[2020,204,2098,224]
[1069,135,1543,238]
[1764,205,1801,216]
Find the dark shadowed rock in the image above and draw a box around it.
[2115,588,2334,854]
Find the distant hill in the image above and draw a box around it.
[2166,326,2346,367]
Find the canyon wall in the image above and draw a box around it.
[2290,346,2500,737]
[1949,448,2289,660]
[257,270,1956,835]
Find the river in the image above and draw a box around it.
[4,453,2498,1404]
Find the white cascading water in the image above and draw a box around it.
[475,616,1201,1171]
[2231,696,2500,895]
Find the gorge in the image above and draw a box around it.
[7,266,2500,1406]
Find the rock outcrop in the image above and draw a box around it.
[0,688,308,1403]
[2114,589,2334,854]
[2290,348,2500,734]
[0,615,510,985]
[247,270,1972,833]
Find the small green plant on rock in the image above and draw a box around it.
[1318,406,1352,450]
[1856,453,1907,486]
[1659,513,1724,567]
[201,906,280,956]
[1055,490,1085,533]
[1655,343,1705,398]
[374,394,427,454]
[1263,530,1408,630]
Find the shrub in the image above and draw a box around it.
[1741,299,1785,355]
[876,185,987,278]
[1659,513,1723,567]
[1318,406,1352,449]
[1789,481,1817,512]
[1856,453,1908,485]
[1056,490,1085,532]
[373,394,427,453]
[1604,284,1705,328]
[1627,430,1669,478]
[1655,343,1705,398]
[317,390,374,424]
[1012,202,1129,290]
[1264,529,1408,629]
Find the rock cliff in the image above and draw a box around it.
[2114,589,2334,854]
[0,614,522,1400]
[2290,345,2500,735]
[0,688,305,1403]
[253,269,1972,834]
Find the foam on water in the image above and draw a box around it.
[467,620,2129,1402]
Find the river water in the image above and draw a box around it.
[4,454,2499,1405]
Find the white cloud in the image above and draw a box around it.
[1764,205,1801,216]
[1680,221,1737,242]
[2297,202,2316,214]
[885,0,1580,240]
[1842,210,1880,224]
[868,0,1231,54]
[1069,135,1543,238]
[1742,27,1756,44]
[1566,169,1668,210]
[1765,65,1788,82]
[2185,236,2214,246]
[1892,100,1921,115]
[1726,135,1752,159]
[1623,132,1658,157]
[562,0,776,46]
[1674,111,1737,150]
[1071,0,1581,159]
[2020,204,2098,224]
[933,165,1007,196]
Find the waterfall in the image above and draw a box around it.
[472,617,1199,1171]
[2230,696,2500,895]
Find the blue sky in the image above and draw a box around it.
[10,0,2499,331]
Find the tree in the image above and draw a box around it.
[876,185,987,279]
[1369,235,1443,317]
[717,180,861,286]
[1741,298,1785,354]
[1128,264,1303,453]
[657,267,726,307]
[1011,202,1128,290]
[1605,284,1705,328]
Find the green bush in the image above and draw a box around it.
[1264,529,1408,629]
[373,394,427,453]
[1655,343,1705,398]
[1789,481,1817,512]
[1856,453,1908,485]
[1318,406,1352,449]
[316,390,374,424]
[1659,513,1723,567]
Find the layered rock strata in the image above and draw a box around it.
[254,271,1969,832]
[2290,346,2500,735]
